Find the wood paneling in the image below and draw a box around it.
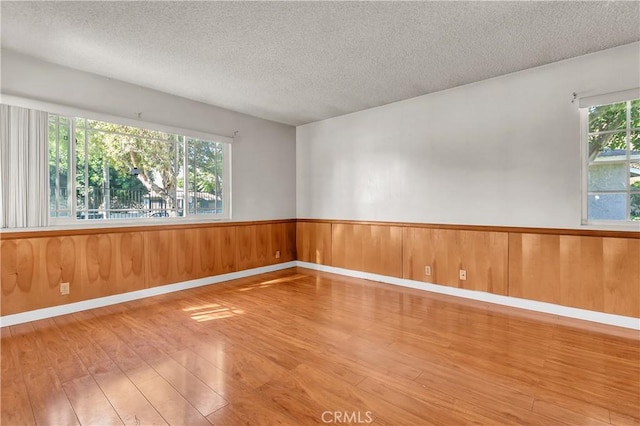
[403,227,508,295]
[306,219,636,318]
[509,233,640,317]
[197,226,237,277]
[271,221,297,263]
[2,217,637,319]
[2,239,36,300]
[235,222,296,271]
[83,233,146,299]
[603,238,640,318]
[1,220,295,316]
[296,221,332,265]
[2,237,78,315]
[145,227,237,287]
[2,268,638,424]
[144,229,175,286]
[1,233,147,315]
[236,225,269,271]
[332,223,403,277]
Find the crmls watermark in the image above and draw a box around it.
[321,411,373,424]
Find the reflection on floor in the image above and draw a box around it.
[2,267,638,425]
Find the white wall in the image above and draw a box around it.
[1,49,296,222]
[297,42,640,229]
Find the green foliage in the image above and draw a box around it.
[70,118,223,214]
[588,100,639,160]
[49,115,225,217]
[49,116,73,213]
[85,120,183,211]
[187,140,224,213]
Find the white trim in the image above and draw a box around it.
[224,143,232,219]
[1,216,235,234]
[578,88,640,108]
[0,94,234,144]
[296,261,640,330]
[3,259,637,330]
[580,107,589,224]
[0,261,296,327]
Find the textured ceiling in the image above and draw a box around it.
[1,1,639,126]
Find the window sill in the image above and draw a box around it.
[1,216,233,234]
[580,221,640,232]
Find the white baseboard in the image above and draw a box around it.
[0,261,297,327]
[296,261,640,331]
[3,260,638,331]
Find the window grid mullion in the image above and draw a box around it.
[55,116,60,217]
[84,120,89,220]
[588,127,640,137]
[183,137,189,218]
[626,101,632,220]
[70,120,77,219]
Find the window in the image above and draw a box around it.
[584,98,639,223]
[49,115,230,221]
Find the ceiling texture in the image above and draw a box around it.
[1,1,639,126]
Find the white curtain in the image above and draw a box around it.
[0,104,49,228]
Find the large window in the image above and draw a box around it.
[585,99,639,223]
[49,115,230,221]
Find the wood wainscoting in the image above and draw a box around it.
[296,219,640,318]
[2,218,638,319]
[0,220,296,316]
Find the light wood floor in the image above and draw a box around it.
[1,267,639,425]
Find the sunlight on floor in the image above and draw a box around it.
[183,303,245,322]
[237,273,308,292]
[182,303,221,312]
[182,273,305,321]
[259,273,307,285]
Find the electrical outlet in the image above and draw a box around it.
[459,270,467,281]
[60,282,70,295]
[275,250,281,259]
[425,265,432,276]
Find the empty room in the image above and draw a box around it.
[1,1,639,425]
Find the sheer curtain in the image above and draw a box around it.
[0,104,49,228]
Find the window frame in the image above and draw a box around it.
[48,113,232,226]
[580,98,640,226]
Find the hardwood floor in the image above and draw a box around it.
[1,267,639,425]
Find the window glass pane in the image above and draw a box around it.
[588,101,626,133]
[75,123,86,216]
[588,193,627,221]
[85,122,184,218]
[631,193,640,221]
[83,129,106,219]
[585,99,639,223]
[631,144,640,209]
[632,130,640,154]
[47,115,73,217]
[48,116,57,217]
[631,99,639,129]
[631,131,640,193]
[188,139,223,215]
[87,119,175,142]
[58,117,72,214]
[48,115,225,221]
[588,132,628,191]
